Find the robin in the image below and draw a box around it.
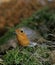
[15,27,46,47]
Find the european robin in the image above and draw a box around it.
[15,27,47,47]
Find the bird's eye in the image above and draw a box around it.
[20,30,23,33]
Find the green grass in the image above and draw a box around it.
[3,45,50,65]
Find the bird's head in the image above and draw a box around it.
[15,29,24,36]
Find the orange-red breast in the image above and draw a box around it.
[15,28,30,46]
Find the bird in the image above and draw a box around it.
[15,27,47,47]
